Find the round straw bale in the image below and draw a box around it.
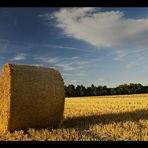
[0,63,65,132]
[0,75,1,107]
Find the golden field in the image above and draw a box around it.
[0,94,148,141]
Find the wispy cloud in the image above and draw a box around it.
[50,7,148,47]
[0,38,29,47]
[62,73,74,76]
[64,56,79,60]
[62,70,87,78]
[55,58,96,72]
[113,49,128,61]
[97,76,108,82]
[56,63,75,71]
[0,38,91,54]
[94,76,108,86]
[56,60,92,71]
[10,53,27,61]
[0,56,6,60]
[65,79,78,85]
[34,56,59,64]
[0,38,31,55]
[1,10,17,27]
[31,64,44,67]
[76,72,87,77]
[46,44,91,52]
[33,54,98,78]
[125,63,140,69]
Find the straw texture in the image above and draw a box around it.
[0,64,65,132]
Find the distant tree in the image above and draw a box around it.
[116,84,129,94]
[91,84,97,96]
[96,86,102,96]
[129,83,143,94]
[64,83,147,97]
[75,85,81,96]
[86,86,93,96]
[142,86,148,93]
[102,86,108,95]
[65,84,75,97]
[110,88,117,95]
[79,85,86,96]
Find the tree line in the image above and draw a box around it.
[64,83,148,97]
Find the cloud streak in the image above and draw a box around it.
[34,56,59,64]
[10,53,27,61]
[33,54,98,80]
[0,38,91,54]
[113,49,128,61]
[65,79,78,85]
[125,63,140,69]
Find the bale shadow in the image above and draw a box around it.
[63,109,148,130]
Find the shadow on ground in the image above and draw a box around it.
[62,109,148,130]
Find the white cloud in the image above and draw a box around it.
[31,64,44,67]
[65,56,79,60]
[46,44,90,52]
[56,63,75,71]
[94,76,108,86]
[56,59,95,72]
[76,72,87,76]
[97,76,108,82]
[62,73,74,76]
[51,8,148,47]
[34,55,75,71]
[65,79,78,85]
[114,49,128,61]
[125,63,140,69]
[62,71,87,77]
[34,54,97,72]
[10,53,27,61]
[0,38,91,54]
[34,56,59,64]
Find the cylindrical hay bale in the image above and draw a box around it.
[0,75,1,106]
[0,63,65,132]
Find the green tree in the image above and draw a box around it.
[65,84,75,97]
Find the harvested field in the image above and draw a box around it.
[0,94,148,141]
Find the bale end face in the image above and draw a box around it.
[0,64,11,133]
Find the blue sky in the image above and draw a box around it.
[1,7,148,87]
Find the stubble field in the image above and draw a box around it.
[0,94,148,141]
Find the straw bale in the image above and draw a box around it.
[0,63,65,132]
[0,75,1,106]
